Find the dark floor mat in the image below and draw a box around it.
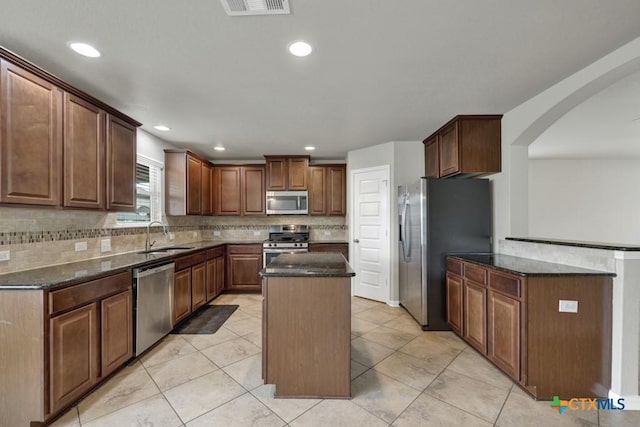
[171,304,238,334]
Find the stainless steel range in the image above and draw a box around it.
[263,225,309,267]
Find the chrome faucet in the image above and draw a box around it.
[145,221,168,252]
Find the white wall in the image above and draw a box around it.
[137,129,178,162]
[528,159,640,244]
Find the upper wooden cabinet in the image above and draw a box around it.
[63,94,105,209]
[0,48,140,210]
[106,115,136,211]
[0,59,62,206]
[213,165,265,216]
[165,150,214,216]
[265,156,309,190]
[423,115,502,178]
[308,164,346,216]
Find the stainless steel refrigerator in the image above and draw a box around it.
[398,177,491,330]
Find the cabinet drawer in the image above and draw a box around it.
[489,272,521,298]
[447,258,463,276]
[49,271,131,315]
[175,251,206,271]
[207,246,225,259]
[227,244,262,255]
[464,264,487,285]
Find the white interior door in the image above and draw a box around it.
[351,166,390,302]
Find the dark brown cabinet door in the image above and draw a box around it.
[186,155,202,215]
[191,263,207,311]
[287,157,308,190]
[63,94,105,209]
[227,245,262,291]
[488,290,520,380]
[265,157,287,190]
[242,166,265,215]
[326,165,346,216]
[463,280,487,354]
[215,167,242,215]
[446,275,463,335]
[0,60,62,206]
[438,123,459,177]
[106,115,136,211]
[206,258,217,302]
[424,135,439,178]
[101,290,133,377]
[173,269,192,324]
[49,303,99,414]
[201,163,212,216]
[308,166,326,215]
[215,256,225,296]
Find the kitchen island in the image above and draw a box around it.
[259,252,355,398]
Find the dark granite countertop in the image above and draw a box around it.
[260,252,355,278]
[0,240,263,290]
[309,241,349,244]
[506,237,640,251]
[449,253,615,277]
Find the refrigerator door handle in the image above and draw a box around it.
[401,198,411,260]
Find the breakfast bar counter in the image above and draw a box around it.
[259,253,355,398]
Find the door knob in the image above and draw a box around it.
[353,238,359,243]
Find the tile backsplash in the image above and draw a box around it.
[0,207,347,274]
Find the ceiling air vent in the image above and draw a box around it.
[220,0,290,16]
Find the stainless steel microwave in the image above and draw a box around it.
[265,191,308,215]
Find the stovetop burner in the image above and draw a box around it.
[264,225,310,247]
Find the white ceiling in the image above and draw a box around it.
[529,69,640,159]
[1,0,640,160]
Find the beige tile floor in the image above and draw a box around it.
[51,294,640,427]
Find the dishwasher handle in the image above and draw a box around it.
[133,262,175,279]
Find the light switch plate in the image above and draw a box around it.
[169,233,175,241]
[75,241,87,252]
[101,238,111,252]
[213,231,221,236]
[0,250,10,261]
[559,299,578,313]
[324,230,331,236]
[253,231,261,237]
[192,231,198,238]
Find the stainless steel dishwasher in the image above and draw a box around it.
[132,262,175,356]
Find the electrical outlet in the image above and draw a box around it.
[101,261,112,271]
[213,230,221,236]
[324,230,331,236]
[75,241,87,252]
[0,250,10,261]
[192,231,198,238]
[100,238,111,252]
[74,270,88,278]
[253,231,261,237]
[169,233,175,241]
[559,300,578,313]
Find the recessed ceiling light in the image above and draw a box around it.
[288,41,312,57]
[304,146,315,151]
[68,42,101,58]
[214,146,226,151]
[153,125,170,131]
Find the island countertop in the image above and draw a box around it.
[260,252,355,278]
[449,253,616,277]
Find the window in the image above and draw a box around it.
[116,155,163,224]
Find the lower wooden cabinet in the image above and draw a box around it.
[227,244,262,292]
[206,247,225,301]
[445,274,462,335]
[101,290,133,377]
[47,271,132,417]
[173,269,192,324]
[463,280,487,354]
[487,290,520,379]
[191,263,207,311]
[446,256,613,399]
[49,303,99,414]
